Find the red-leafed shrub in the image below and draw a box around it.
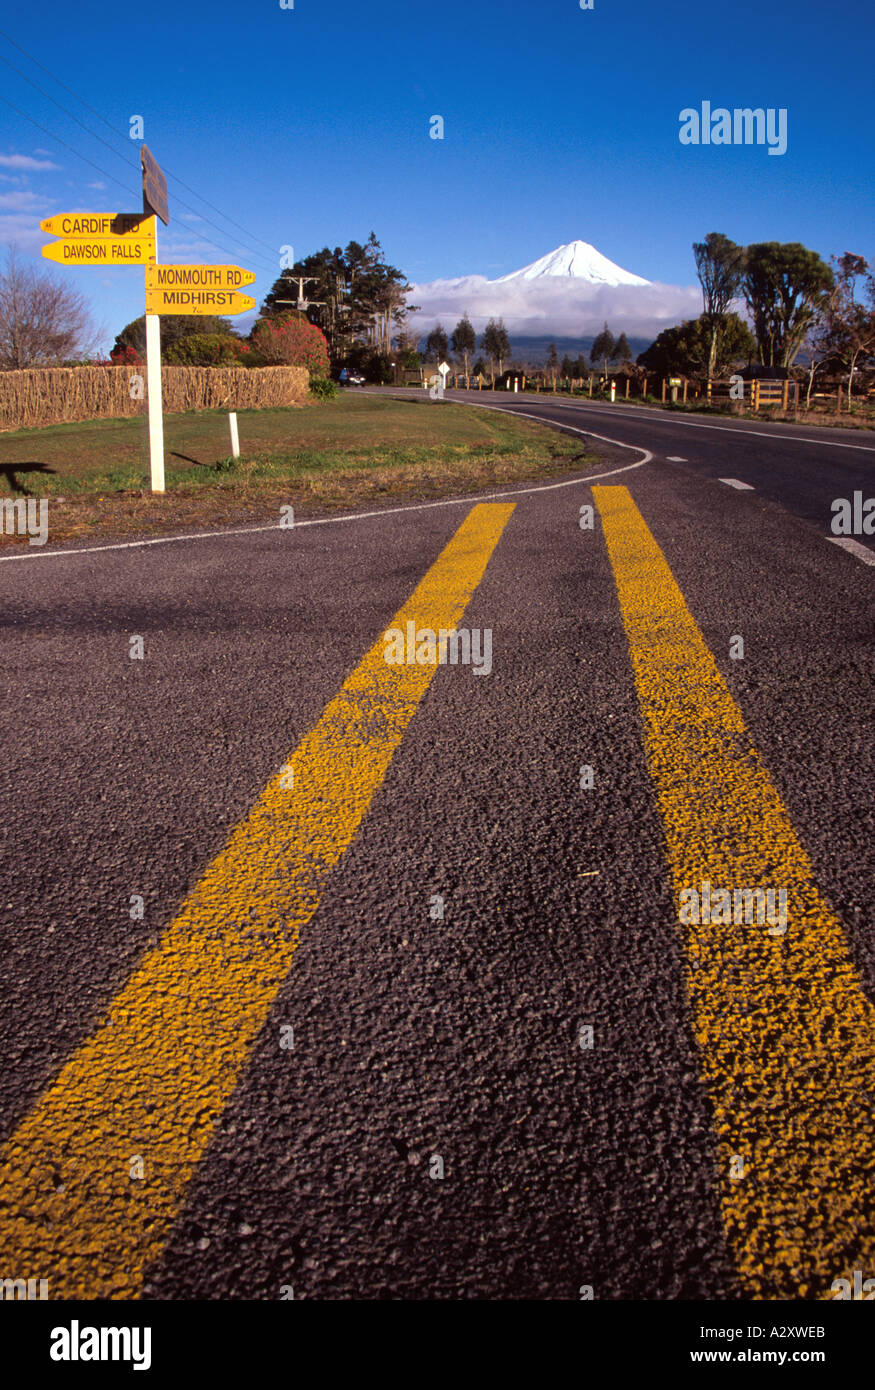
[109,344,144,366]
[248,315,329,374]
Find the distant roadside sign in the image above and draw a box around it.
[144,288,256,315]
[40,212,152,238]
[438,361,450,377]
[669,377,683,386]
[141,145,169,225]
[145,264,256,292]
[42,234,156,266]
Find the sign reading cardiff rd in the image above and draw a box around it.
[141,145,169,226]
[145,264,256,292]
[40,212,152,238]
[144,288,256,315]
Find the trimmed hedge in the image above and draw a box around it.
[0,364,310,431]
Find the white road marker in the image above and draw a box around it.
[719,478,755,490]
[827,537,875,566]
[0,429,652,564]
[666,456,687,462]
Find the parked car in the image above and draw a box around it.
[339,368,365,387]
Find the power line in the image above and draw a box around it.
[0,27,280,272]
[0,93,277,275]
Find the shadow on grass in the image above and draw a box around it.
[0,462,57,495]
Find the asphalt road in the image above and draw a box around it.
[1,392,874,1302]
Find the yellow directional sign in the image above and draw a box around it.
[145,264,256,292]
[145,288,256,316]
[40,212,152,238]
[43,235,156,266]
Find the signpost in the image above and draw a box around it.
[41,147,257,495]
[42,234,156,266]
[141,145,169,226]
[145,288,256,316]
[145,265,256,291]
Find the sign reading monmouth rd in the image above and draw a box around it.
[42,235,156,266]
[40,212,151,238]
[144,288,256,316]
[141,145,169,226]
[145,264,256,292]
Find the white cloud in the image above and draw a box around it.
[87,181,107,190]
[408,275,703,340]
[0,214,45,251]
[0,191,53,211]
[0,153,61,171]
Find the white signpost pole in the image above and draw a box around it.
[145,299,165,494]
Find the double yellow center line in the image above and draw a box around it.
[0,503,514,1298]
[594,485,875,1300]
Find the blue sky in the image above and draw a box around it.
[1,0,872,351]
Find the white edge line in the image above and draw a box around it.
[453,391,875,453]
[827,536,875,567]
[0,410,651,563]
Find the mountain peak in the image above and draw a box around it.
[494,240,650,287]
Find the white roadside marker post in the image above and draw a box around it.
[229,412,240,458]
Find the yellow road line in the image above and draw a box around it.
[594,484,875,1299]
[0,502,514,1299]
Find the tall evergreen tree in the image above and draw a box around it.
[590,322,616,374]
[451,314,477,377]
[481,318,510,377]
[425,322,449,361]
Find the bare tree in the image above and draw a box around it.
[0,245,99,368]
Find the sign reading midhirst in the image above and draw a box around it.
[40,147,257,495]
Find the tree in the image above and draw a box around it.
[113,313,236,361]
[0,246,97,368]
[590,322,615,374]
[693,233,746,378]
[481,318,510,377]
[637,313,756,378]
[249,313,330,373]
[162,333,247,366]
[425,322,449,362]
[546,342,559,380]
[614,332,631,363]
[560,354,574,378]
[260,234,415,364]
[819,253,875,408]
[450,314,476,377]
[742,242,834,368]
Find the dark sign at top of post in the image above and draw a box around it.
[141,145,169,226]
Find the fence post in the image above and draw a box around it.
[229,412,240,458]
[625,377,630,398]
[589,376,593,397]
[661,378,666,403]
[782,380,789,411]
[682,379,688,404]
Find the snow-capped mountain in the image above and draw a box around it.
[494,240,650,287]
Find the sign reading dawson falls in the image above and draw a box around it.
[40,146,256,494]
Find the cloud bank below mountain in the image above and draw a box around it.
[407,274,703,341]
